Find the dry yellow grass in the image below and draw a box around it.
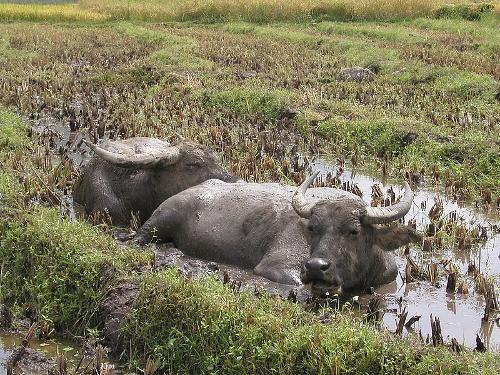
[0,1,497,22]
[493,3,500,15]
[78,0,499,22]
[0,3,107,22]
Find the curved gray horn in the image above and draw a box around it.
[363,182,413,224]
[84,139,180,168]
[292,171,320,218]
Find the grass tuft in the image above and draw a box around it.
[198,87,294,122]
[125,269,500,374]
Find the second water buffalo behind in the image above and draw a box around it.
[135,173,422,294]
[72,137,238,226]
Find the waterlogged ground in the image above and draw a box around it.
[26,114,500,351]
[0,330,118,374]
[0,14,498,359]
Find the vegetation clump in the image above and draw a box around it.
[0,0,499,372]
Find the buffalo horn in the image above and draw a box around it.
[84,140,181,168]
[363,182,413,224]
[292,171,320,218]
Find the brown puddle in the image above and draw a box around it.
[0,330,118,374]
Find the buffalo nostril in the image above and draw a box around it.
[305,258,330,273]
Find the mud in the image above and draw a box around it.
[25,117,500,352]
[0,330,118,374]
[100,283,140,351]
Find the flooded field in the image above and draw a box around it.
[0,11,499,373]
[30,115,500,351]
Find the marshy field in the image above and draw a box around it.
[0,0,499,373]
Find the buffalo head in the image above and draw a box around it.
[293,172,420,296]
[74,137,237,226]
[86,137,234,184]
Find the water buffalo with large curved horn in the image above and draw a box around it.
[135,172,421,294]
[72,137,238,226]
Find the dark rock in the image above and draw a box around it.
[10,348,52,374]
[279,107,300,120]
[234,71,257,80]
[337,67,376,82]
[401,132,419,146]
[154,245,184,269]
[100,283,140,351]
[433,135,451,143]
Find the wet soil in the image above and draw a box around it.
[25,117,500,352]
[0,329,118,374]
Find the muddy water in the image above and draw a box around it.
[309,157,499,351]
[27,117,500,351]
[0,330,117,374]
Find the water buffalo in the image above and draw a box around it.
[135,172,421,294]
[72,137,237,226]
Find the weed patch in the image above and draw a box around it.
[124,269,500,374]
[433,68,499,101]
[0,107,29,148]
[198,87,294,122]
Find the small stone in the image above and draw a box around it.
[207,262,219,271]
[337,67,376,82]
[401,132,418,146]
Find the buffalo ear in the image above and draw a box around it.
[373,225,422,251]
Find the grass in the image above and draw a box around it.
[78,0,500,23]
[126,269,500,374]
[1,1,498,23]
[198,87,294,122]
[1,16,497,196]
[0,107,29,147]
[0,3,106,22]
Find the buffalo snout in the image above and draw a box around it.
[302,257,331,281]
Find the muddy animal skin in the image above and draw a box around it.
[72,137,238,226]
[135,177,421,295]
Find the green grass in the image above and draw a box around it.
[316,21,426,43]
[433,68,499,101]
[127,269,499,374]
[198,87,294,122]
[0,107,29,148]
[114,22,212,71]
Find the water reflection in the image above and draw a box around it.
[307,157,499,351]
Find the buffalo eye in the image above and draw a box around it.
[307,220,322,234]
[342,223,360,236]
[186,162,202,169]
